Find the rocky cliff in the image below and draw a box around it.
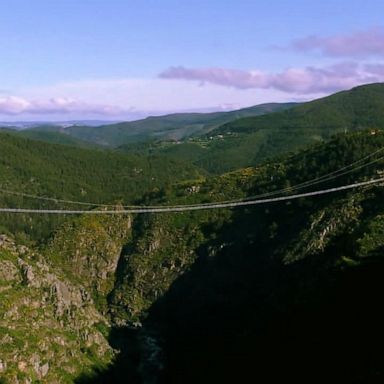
[44,213,132,313]
[0,235,113,383]
[1,130,384,383]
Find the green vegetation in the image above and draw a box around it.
[0,238,114,383]
[134,131,384,383]
[44,213,132,313]
[119,127,322,174]
[120,84,384,173]
[216,83,384,135]
[16,129,97,148]
[19,102,296,147]
[0,132,203,242]
[2,84,384,383]
[108,130,384,318]
[70,128,384,383]
[15,84,384,176]
[2,129,384,383]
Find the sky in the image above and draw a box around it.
[1,0,384,121]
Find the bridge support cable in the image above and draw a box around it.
[0,177,383,215]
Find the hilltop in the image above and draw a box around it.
[1,127,97,148]
[216,82,384,135]
[13,84,384,175]
[0,132,203,241]
[85,130,384,383]
[17,103,296,147]
[1,129,384,382]
[1,85,384,383]
[122,83,384,173]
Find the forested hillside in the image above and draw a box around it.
[9,84,384,176]
[81,130,384,383]
[1,107,384,383]
[48,102,296,146]
[0,132,203,242]
[16,129,96,148]
[120,84,384,174]
[216,83,384,135]
[3,1,383,383]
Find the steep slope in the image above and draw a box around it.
[84,129,384,383]
[147,190,384,384]
[0,235,113,383]
[0,132,203,241]
[2,129,384,383]
[109,129,384,323]
[45,213,132,313]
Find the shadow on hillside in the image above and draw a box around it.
[75,327,141,384]
[149,251,384,384]
[76,204,384,383]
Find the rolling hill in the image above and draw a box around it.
[2,130,383,383]
[80,129,384,383]
[18,83,384,176]
[0,124,384,384]
[120,83,384,174]
[215,82,384,135]
[21,102,297,147]
[0,132,203,241]
[4,128,97,148]
[2,84,384,383]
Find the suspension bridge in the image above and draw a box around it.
[0,147,383,214]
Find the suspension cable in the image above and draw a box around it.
[1,146,384,209]
[0,177,382,214]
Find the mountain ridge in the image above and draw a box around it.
[1,84,384,383]
[1,129,384,382]
[17,102,297,147]
[125,83,384,174]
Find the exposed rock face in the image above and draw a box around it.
[0,235,113,383]
[284,194,364,263]
[45,213,132,312]
[109,211,221,325]
[0,213,133,382]
[0,259,19,282]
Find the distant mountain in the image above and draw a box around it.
[0,120,121,130]
[0,131,203,240]
[1,126,384,383]
[216,83,384,135]
[136,130,384,384]
[5,128,98,148]
[41,131,384,382]
[44,103,297,146]
[123,83,384,174]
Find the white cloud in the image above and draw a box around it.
[0,96,31,114]
[159,63,383,94]
[6,60,381,120]
[0,96,124,116]
[292,27,384,58]
[16,77,300,118]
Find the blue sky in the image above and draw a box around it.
[1,0,384,120]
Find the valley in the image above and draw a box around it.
[1,84,384,383]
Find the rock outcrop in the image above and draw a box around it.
[0,235,113,384]
[44,213,132,312]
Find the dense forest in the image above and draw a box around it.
[118,83,384,174]
[1,84,384,383]
[74,129,384,383]
[13,102,296,146]
[0,132,203,242]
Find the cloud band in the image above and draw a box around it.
[159,63,383,94]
